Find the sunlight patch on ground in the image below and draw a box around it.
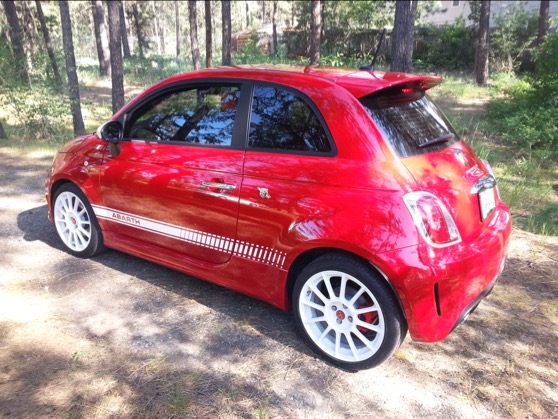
[0,291,50,324]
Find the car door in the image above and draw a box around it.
[236,83,337,269]
[96,82,248,264]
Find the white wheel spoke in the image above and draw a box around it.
[317,325,333,342]
[356,320,381,333]
[339,274,348,301]
[302,315,326,325]
[78,226,90,238]
[300,298,325,312]
[353,329,382,352]
[354,305,377,316]
[345,332,359,360]
[308,282,330,305]
[75,229,87,247]
[323,273,336,299]
[349,287,366,306]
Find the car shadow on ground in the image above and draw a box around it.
[17,204,309,360]
[12,205,387,417]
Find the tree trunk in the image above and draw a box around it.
[0,121,6,139]
[246,1,249,28]
[309,0,321,65]
[151,1,161,55]
[35,0,62,85]
[475,0,490,86]
[131,2,144,58]
[59,0,86,136]
[390,0,418,72]
[107,0,125,113]
[119,0,131,58]
[188,0,200,70]
[91,0,110,76]
[221,0,232,66]
[1,0,30,85]
[205,0,213,67]
[537,0,550,46]
[272,1,278,54]
[175,1,180,60]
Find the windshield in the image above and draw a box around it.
[361,92,459,158]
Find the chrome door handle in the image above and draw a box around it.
[201,181,236,191]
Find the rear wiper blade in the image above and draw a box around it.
[418,133,455,148]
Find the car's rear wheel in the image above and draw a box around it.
[53,183,104,258]
[292,254,406,370]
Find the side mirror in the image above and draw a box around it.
[97,121,123,143]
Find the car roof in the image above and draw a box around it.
[159,64,443,99]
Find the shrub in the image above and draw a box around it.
[485,32,558,154]
[413,20,475,70]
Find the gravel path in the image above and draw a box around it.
[1,147,556,418]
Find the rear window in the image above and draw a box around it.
[360,87,458,157]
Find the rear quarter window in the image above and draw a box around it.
[248,85,332,154]
[360,88,458,157]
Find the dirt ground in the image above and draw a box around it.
[0,147,557,419]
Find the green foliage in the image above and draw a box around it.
[0,84,70,145]
[490,2,538,73]
[485,33,558,154]
[414,19,475,70]
[496,158,558,235]
[534,29,558,106]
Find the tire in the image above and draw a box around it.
[53,183,105,258]
[292,254,407,370]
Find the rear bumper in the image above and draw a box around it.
[449,256,505,334]
[379,202,512,342]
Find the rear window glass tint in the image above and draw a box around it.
[361,93,458,157]
[248,85,331,153]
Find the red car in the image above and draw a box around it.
[46,65,511,370]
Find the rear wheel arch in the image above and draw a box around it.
[286,248,405,318]
[290,251,408,369]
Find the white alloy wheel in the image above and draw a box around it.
[52,184,104,257]
[298,270,385,363]
[293,254,406,370]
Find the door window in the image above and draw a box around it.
[126,85,241,147]
[248,85,331,153]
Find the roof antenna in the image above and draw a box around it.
[359,28,386,72]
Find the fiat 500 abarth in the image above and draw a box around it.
[46,65,511,370]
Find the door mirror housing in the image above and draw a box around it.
[97,121,123,143]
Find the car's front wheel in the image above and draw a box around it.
[293,254,407,370]
[53,183,105,258]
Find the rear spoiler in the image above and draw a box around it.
[336,71,443,99]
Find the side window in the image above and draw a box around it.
[248,85,331,153]
[126,85,241,146]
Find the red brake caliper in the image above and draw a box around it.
[357,303,378,333]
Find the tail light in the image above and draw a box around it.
[481,159,500,199]
[404,192,461,247]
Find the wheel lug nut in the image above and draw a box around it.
[348,316,353,322]
[331,305,337,311]
[336,319,342,324]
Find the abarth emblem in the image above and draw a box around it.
[258,187,271,199]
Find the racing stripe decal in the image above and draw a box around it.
[91,205,286,268]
